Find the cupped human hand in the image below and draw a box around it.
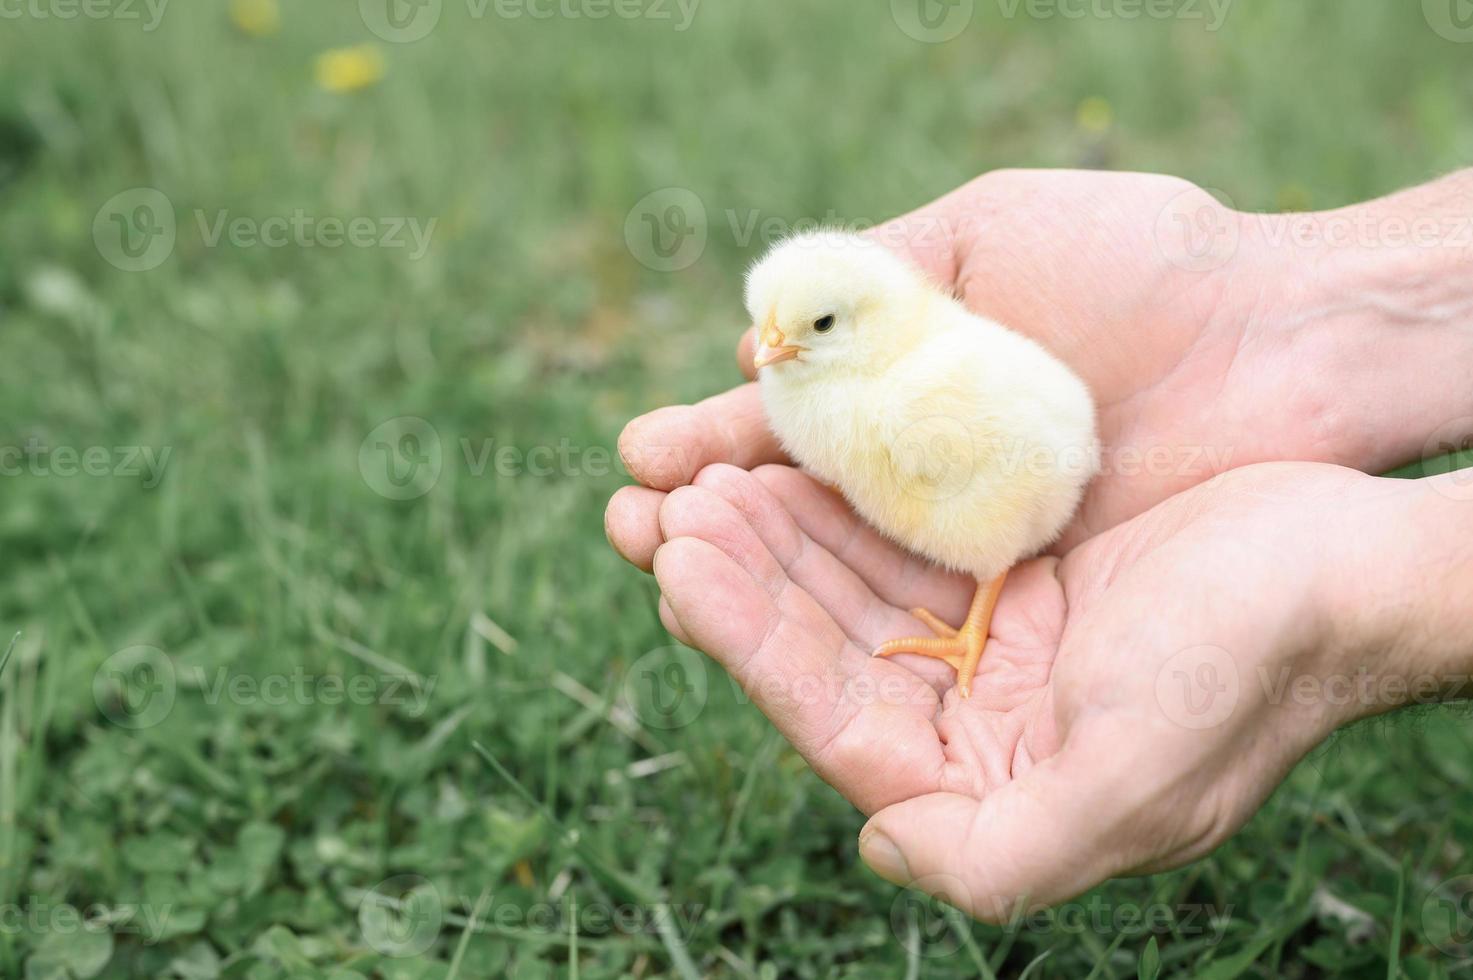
[616,167,1429,553]
[622,457,1402,920]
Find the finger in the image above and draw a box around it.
[653,534,944,811]
[605,485,667,572]
[751,465,975,623]
[618,383,789,491]
[657,596,692,646]
[690,464,958,690]
[858,737,1128,923]
[738,328,757,381]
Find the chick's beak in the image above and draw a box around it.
[753,316,804,370]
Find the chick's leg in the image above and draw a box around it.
[873,572,1008,699]
[908,608,958,638]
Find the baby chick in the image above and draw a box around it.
[746,231,1098,697]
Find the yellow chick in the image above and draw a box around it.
[746,232,1098,697]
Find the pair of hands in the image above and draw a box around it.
[606,169,1471,919]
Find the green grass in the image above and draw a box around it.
[1,1,1472,976]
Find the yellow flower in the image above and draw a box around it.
[229,0,279,38]
[314,45,386,94]
[1075,96,1113,135]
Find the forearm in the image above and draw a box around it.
[1241,170,1473,475]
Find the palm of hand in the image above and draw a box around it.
[651,458,1353,918]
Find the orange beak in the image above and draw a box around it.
[753,314,805,370]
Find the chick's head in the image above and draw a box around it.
[744,231,925,378]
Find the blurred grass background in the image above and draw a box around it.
[1,1,1472,977]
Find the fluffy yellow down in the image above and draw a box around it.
[747,231,1098,581]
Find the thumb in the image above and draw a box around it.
[857,743,1127,923]
[737,327,757,381]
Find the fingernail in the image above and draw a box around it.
[859,826,910,886]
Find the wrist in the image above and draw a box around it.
[1231,177,1473,475]
[1318,475,1473,724]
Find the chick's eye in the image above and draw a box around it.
[813,314,836,333]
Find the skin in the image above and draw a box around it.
[606,169,1473,920]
